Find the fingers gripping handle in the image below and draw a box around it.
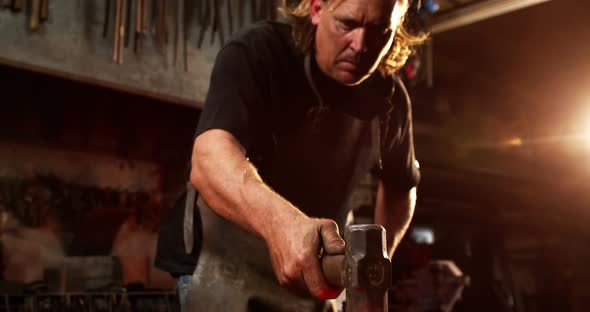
[321,254,345,288]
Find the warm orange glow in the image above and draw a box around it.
[582,130,590,148]
[503,137,523,147]
[583,123,590,148]
[573,112,590,149]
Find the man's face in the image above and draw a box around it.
[311,0,408,86]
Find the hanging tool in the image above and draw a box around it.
[174,0,185,67]
[113,0,122,61]
[174,0,191,69]
[250,0,256,23]
[150,0,157,33]
[12,0,23,12]
[210,0,218,44]
[258,0,267,21]
[143,2,148,33]
[161,0,168,44]
[1,0,11,9]
[119,0,127,63]
[261,0,276,21]
[112,0,127,64]
[153,0,168,51]
[182,0,193,71]
[227,0,234,34]
[269,0,277,21]
[124,0,132,47]
[238,0,244,28]
[40,0,48,21]
[135,0,148,53]
[29,0,41,31]
[211,0,224,46]
[135,0,143,53]
[195,0,202,26]
[103,0,111,38]
[154,0,166,51]
[197,0,211,49]
[142,0,148,51]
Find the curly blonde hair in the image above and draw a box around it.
[279,0,427,76]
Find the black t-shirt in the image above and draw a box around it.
[155,21,420,276]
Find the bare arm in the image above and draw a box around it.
[190,129,344,298]
[190,129,301,238]
[374,181,417,258]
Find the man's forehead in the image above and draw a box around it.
[326,0,401,16]
[326,0,402,7]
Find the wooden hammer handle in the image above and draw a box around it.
[321,254,345,288]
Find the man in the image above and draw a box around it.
[156,0,424,310]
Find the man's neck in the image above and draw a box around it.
[306,53,394,119]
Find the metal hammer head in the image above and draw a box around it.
[322,224,391,311]
[344,224,391,312]
[344,224,391,291]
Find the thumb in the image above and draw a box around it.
[318,219,345,255]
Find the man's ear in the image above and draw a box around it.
[310,0,324,26]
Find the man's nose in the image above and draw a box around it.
[349,28,367,55]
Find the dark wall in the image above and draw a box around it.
[0,64,199,199]
[0,64,200,255]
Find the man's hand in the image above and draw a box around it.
[265,216,345,299]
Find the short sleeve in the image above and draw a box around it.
[194,43,262,151]
[378,78,421,191]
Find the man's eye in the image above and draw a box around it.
[338,20,356,31]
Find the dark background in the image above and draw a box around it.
[1,0,589,311]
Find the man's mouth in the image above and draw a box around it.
[339,60,360,70]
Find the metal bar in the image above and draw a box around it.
[238,0,244,27]
[431,0,551,34]
[29,0,41,31]
[174,0,183,66]
[182,0,188,70]
[269,0,277,21]
[227,0,233,34]
[162,0,168,44]
[135,0,142,53]
[118,0,127,63]
[251,0,257,22]
[103,0,111,38]
[40,0,49,21]
[12,0,23,12]
[113,0,122,62]
[197,0,211,48]
[142,0,148,34]
[124,0,132,47]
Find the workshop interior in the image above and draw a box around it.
[0,0,588,311]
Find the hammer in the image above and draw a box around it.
[322,224,392,312]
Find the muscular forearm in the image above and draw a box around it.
[190,129,307,240]
[190,129,349,298]
[374,182,417,258]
